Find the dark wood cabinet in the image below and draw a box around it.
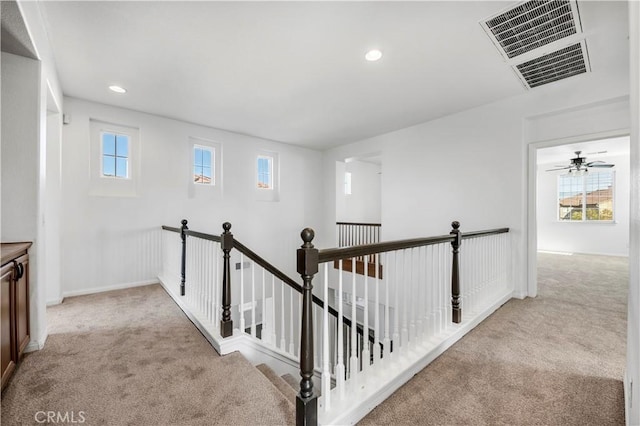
[1,243,31,391]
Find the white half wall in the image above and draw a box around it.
[537,152,630,256]
[60,98,323,296]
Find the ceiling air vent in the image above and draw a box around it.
[483,0,583,60]
[515,42,588,88]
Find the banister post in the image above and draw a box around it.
[451,221,462,323]
[180,219,188,296]
[296,228,319,426]
[220,222,234,338]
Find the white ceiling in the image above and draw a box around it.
[38,1,629,150]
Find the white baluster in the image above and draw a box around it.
[400,250,408,353]
[383,252,391,363]
[280,282,286,350]
[322,263,331,411]
[350,257,358,381]
[251,262,256,337]
[240,253,245,333]
[362,255,370,372]
[392,251,400,360]
[409,248,416,345]
[289,287,295,355]
[336,259,345,399]
[374,253,380,364]
[271,275,277,346]
[261,267,266,343]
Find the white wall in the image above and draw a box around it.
[322,59,629,299]
[1,53,39,241]
[626,2,640,424]
[335,160,381,224]
[537,152,630,256]
[1,52,48,347]
[60,97,323,296]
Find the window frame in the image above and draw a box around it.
[257,155,274,190]
[89,119,140,198]
[100,131,130,179]
[193,144,215,186]
[557,170,615,223]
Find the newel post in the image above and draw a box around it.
[180,219,188,296]
[450,221,462,324]
[220,222,234,338]
[296,228,319,426]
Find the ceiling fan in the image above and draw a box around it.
[546,151,615,173]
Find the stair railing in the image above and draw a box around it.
[295,221,510,425]
[161,220,377,363]
[161,219,510,426]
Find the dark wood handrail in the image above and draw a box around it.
[336,221,382,227]
[462,227,510,239]
[162,226,223,243]
[162,225,181,233]
[319,227,510,263]
[184,229,222,243]
[319,235,455,263]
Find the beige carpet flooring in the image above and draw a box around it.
[1,285,294,425]
[359,253,627,425]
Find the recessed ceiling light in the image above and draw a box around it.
[365,49,382,62]
[109,85,127,94]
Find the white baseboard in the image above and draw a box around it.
[624,371,630,426]
[47,297,64,306]
[24,330,48,353]
[62,279,158,299]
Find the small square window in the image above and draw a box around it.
[194,146,214,185]
[257,156,273,190]
[101,132,129,178]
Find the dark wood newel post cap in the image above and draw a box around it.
[223,222,232,232]
[451,221,460,231]
[181,219,188,227]
[300,228,315,247]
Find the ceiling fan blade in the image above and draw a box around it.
[546,166,571,171]
[588,163,614,168]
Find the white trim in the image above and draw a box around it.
[526,128,629,300]
[24,329,48,353]
[625,371,630,426]
[62,279,157,299]
[46,297,64,306]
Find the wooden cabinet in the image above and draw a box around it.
[1,242,31,391]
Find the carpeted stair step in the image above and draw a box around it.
[256,364,298,403]
[281,373,299,392]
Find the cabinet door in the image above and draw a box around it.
[1,263,15,390]
[14,254,29,360]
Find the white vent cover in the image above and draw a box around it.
[515,41,589,88]
[481,0,590,89]
[482,0,583,59]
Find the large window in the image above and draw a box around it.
[101,132,129,178]
[193,145,214,185]
[558,171,614,221]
